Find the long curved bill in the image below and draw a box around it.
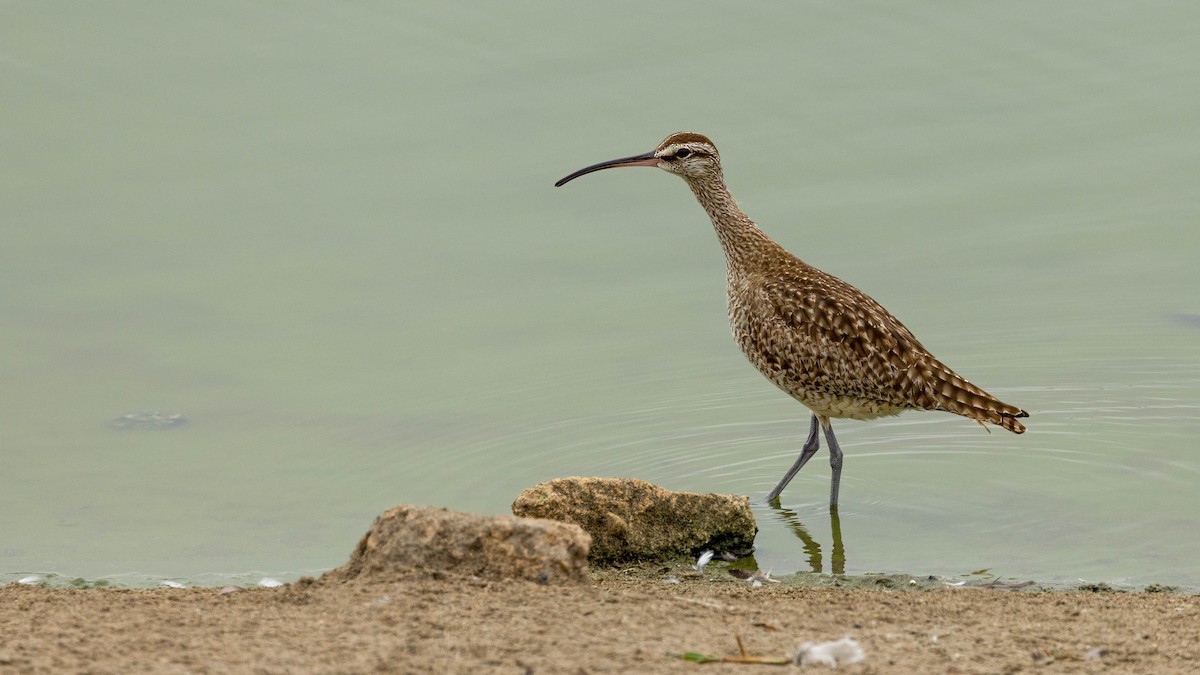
[554,150,659,187]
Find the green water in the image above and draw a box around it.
[3,2,1198,588]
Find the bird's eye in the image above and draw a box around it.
[674,148,693,159]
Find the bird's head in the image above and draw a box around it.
[554,131,721,187]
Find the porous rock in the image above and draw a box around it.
[324,505,591,584]
[511,477,756,565]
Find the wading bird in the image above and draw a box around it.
[555,132,1027,506]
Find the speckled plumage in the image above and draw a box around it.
[556,131,1028,505]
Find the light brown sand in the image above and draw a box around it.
[2,569,1196,674]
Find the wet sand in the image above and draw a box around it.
[2,568,1196,674]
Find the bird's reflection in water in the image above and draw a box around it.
[768,503,846,575]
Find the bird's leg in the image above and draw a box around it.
[822,417,844,507]
[764,414,821,503]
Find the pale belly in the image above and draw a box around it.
[771,377,907,421]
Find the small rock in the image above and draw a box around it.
[793,636,865,667]
[511,477,756,565]
[257,578,284,588]
[324,505,591,585]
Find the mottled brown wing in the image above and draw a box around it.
[746,264,1027,431]
[751,267,930,407]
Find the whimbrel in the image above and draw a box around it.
[555,131,1028,506]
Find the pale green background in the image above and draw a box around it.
[3,2,1198,587]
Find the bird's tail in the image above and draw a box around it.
[928,364,1028,434]
[991,410,1028,434]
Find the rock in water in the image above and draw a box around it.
[324,505,591,585]
[512,477,756,565]
[109,411,186,430]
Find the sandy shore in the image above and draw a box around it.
[2,566,1197,674]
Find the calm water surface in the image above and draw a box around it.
[3,3,1198,587]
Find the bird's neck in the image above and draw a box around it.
[685,173,777,269]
